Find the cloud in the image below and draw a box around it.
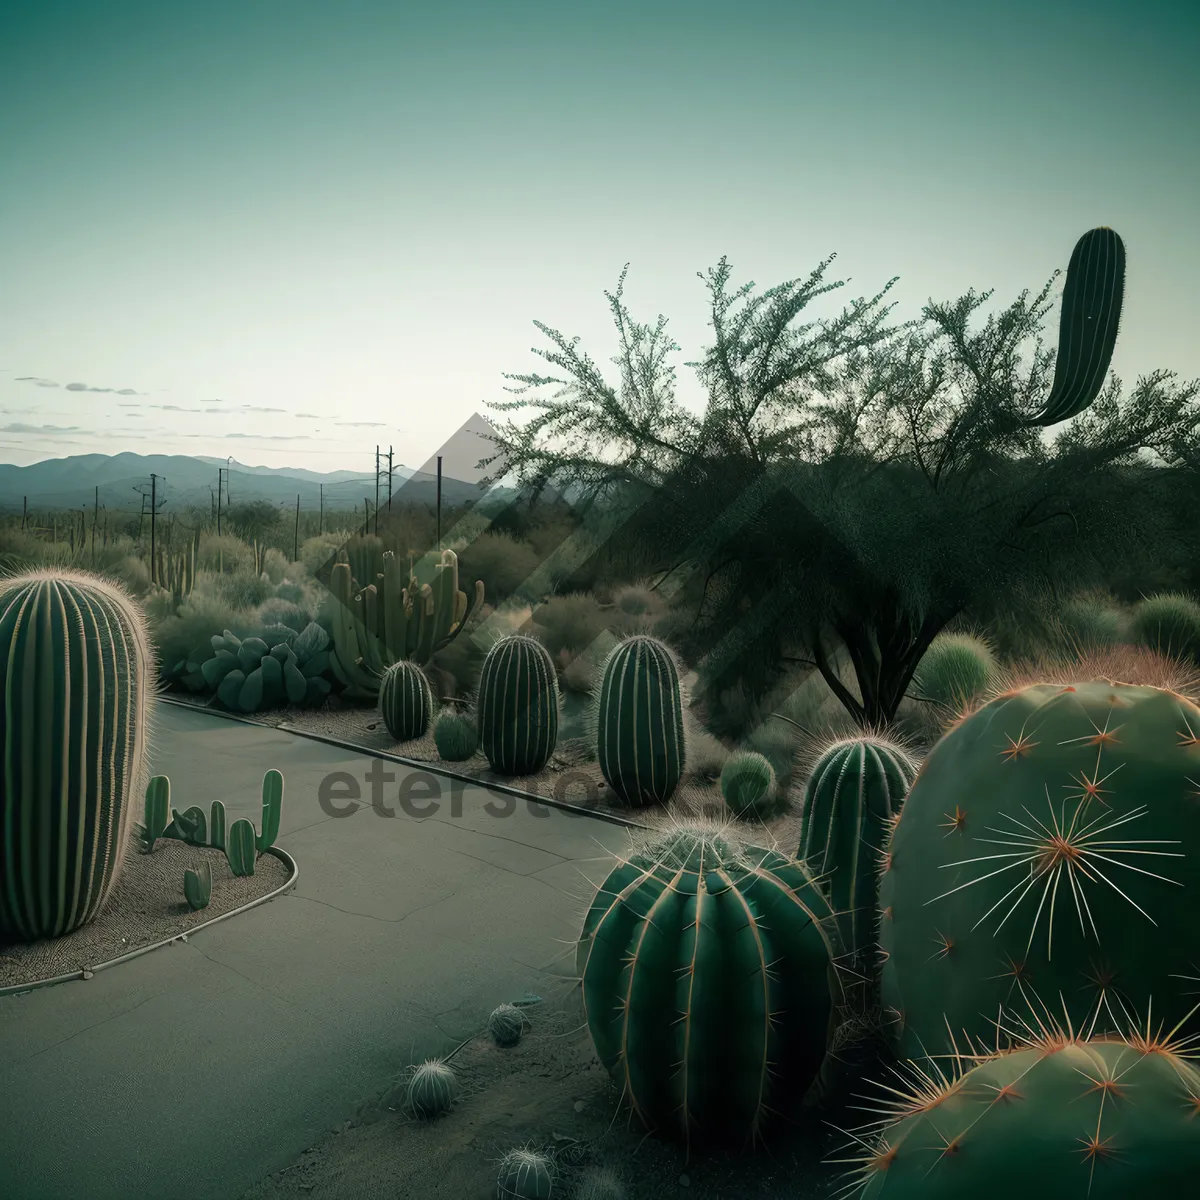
[65,382,141,394]
[14,376,60,388]
[0,422,81,433]
[226,433,311,441]
[238,405,287,413]
[336,421,387,427]
[296,413,320,419]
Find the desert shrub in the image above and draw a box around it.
[108,554,152,596]
[149,591,254,674]
[297,533,347,578]
[216,569,273,610]
[262,547,289,584]
[909,631,997,710]
[1128,591,1200,662]
[1053,590,1127,650]
[455,532,542,603]
[529,592,610,657]
[684,724,730,782]
[742,719,803,793]
[197,533,254,574]
[255,597,313,630]
[140,586,178,625]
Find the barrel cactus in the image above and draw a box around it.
[909,632,996,711]
[844,1022,1200,1198]
[798,734,918,967]
[0,569,154,941]
[496,1147,555,1199]
[1128,591,1200,663]
[589,635,686,808]
[476,635,559,776]
[488,1003,525,1047]
[880,681,1200,1060]
[577,817,845,1152]
[434,711,478,761]
[379,660,435,742]
[719,750,781,820]
[406,1058,457,1119]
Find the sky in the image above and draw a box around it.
[0,0,1196,476]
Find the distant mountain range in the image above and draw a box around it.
[0,451,505,514]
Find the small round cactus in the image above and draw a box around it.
[574,1166,625,1200]
[496,1147,555,1199]
[488,1003,525,1047]
[405,1058,457,1119]
[909,630,996,709]
[719,750,781,820]
[434,710,479,761]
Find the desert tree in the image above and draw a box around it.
[480,233,1200,729]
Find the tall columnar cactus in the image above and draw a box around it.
[578,819,845,1153]
[798,735,918,967]
[0,570,154,941]
[880,681,1200,1061]
[844,1027,1200,1198]
[379,660,435,742]
[476,635,559,776]
[326,547,483,701]
[256,769,283,851]
[589,635,686,808]
[1029,226,1125,426]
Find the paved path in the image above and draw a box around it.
[0,703,631,1200]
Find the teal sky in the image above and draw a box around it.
[1,0,1195,474]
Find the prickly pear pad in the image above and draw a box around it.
[880,682,1200,1059]
[846,1036,1200,1198]
[577,819,845,1153]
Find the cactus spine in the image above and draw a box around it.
[798,735,917,965]
[477,635,559,776]
[578,820,844,1151]
[379,661,435,742]
[1031,226,1125,426]
[592,635,686,807]
[183,862,212,911]
[0,570,153,941]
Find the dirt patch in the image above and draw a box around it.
[242,989,846,1200]
[0,832,293,989]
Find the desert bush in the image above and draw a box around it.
[297,533,347,577]
[455,531,542,603]
[216,569,273,610]
[1128,591,1200,662]
[197,533,254,574]
[149,591,255,674]
[530,592,611,657]
[262,547,289,584]
[255,597,313,631]
[684,724,730,781]
[1053,589,1128,650]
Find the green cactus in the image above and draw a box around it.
[719,750,782,820]
[433,711,479,761]
[843,1026,1200,1198]
[209,800,227,851]
[909,631,996,711]
[0,570,154,941]
[1128,591,1200,662]
[138,775,171,853]
[170,805,208,846]
[488,1003,525,1047]
[578,818,845,1152]
[1030,226,1126,426]
[256,769,283,851]
[225,818,257,877]
[879,681,1200,1061]
[379,660,435,742]
[405,1058,457,1119]
[798,734,917,968]
[496,1147,556,1199]
[183,862,212,912]
[477,635,559,776]
[589,635,686,808]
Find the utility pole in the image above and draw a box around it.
[436,455,442,552]
[91,486,98,562]
[293,494,300,561]
[387,446,394,511]
[150,474,159,579]
[319,484,324,535]
[374,445,380,536]
[20,496,26,531]
[216,469,224,535]
[363,497,370,536]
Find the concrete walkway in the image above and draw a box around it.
[0,703,632,1200]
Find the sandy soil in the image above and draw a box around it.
[242,988,849,1200]
[0,831,293,989]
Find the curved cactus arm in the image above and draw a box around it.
[256,770,283,851]
[1029,226,1125,426]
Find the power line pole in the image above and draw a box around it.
[216,469,224,535]
[150,474,159,579]
[319,484,324,535]
[387,446,394,512]
[293,494,300,561]
[21,496,27,531]
[91,486,98,563]
[374,445,380,536]
[436,454,443,552]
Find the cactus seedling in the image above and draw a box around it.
[405,1058,457,1119]
[496,1147,556,1199]
[138,776,171,853]
[183,862,212,911]
[488,1003,525,1047]
[225,818,257,877]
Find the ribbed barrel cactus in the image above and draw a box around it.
[577,818,845,1152]
[880,681,1200,1060]
[0,569,154,941]
[379,660,434,742]
[476,635,559,776]
[845,1027,1200,1198]
[589,635,686,808]
[798,735,917,966]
